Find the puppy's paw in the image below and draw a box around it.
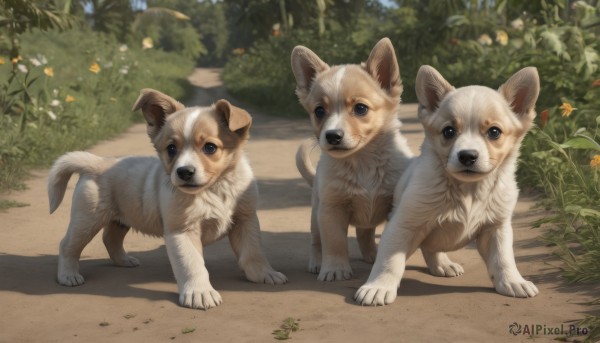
[495,277,539,298]
[57,272,85,287]
[361,248,377,264]
[308,258,321,274]
[114,255,140,268]
[317,263,352,281]
[246,266,288,285]
[179,282,223,310]
[354,283,397,306]
[429,261,464,277]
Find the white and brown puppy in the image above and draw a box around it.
[292,38,458,282]
[48,89,287,310]
[355,66,540,306]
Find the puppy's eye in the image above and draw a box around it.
[203,143,217,155]
[314,106,326,119]
[167,144,177,157]
[354,103,368,116]
[487,127,502,140]
[442,126,456,139]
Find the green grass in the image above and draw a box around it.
[0,28,195,199]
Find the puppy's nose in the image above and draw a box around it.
[176,166,195,181]
[458,150,479,167]
[325,130,344,145]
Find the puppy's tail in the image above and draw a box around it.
[48,151,107,214]
[296,138,317,187]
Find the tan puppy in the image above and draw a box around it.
[48,89,287,310]
[292,38,459,282]
[355,66,540,306]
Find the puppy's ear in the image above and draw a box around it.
[291,46,329,100]
[214,99,252,137]
[415,65,454,115]
[365,37,402,98]
[132,88,184,139]
[498,67,540,125]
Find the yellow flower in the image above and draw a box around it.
[142,37,154,50]
[0,57,5,65]
[11,55,22,64]
[44,67,54,77]
[591,155,600,168]
[89,62,101,74]
[559,102,576,117]
[496,30,509,46]
[65,95,75,103]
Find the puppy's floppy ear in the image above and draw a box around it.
[415,65,454,115]
[498,67,540,124]
[291,46,329,100]
[365,37,402,98]
[214,99,252,137]
[132,88,184,139]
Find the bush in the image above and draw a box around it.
[0,28,194,192]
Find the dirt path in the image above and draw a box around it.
[0,68,597,343]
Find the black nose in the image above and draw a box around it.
[325,130,344,145]
[458,150,479,166]
[176,166,195,181]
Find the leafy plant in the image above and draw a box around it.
[272,317,300,340]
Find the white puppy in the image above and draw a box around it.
[48,89,287,310]
[355,66,540,306]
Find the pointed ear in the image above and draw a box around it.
[132,88,184,139]
[214,99,252,136]
[415,65,454,114]
[291,46,329,100]
[498,67,540,123]
[365,37,402,98]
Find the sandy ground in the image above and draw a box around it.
[0,68,598,343]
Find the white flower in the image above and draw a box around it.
[477,34,493,46]
[511,18,524,30]
[53,89,59,97]
[119,44,128,52]
[47,110,57,120]
[50,99,61,107]
[37,54,47,65]
[119,66,129,75]
[17,64,28,73]
[29,57,41,66]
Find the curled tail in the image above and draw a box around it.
[47,151,107,214]
[296,138,318,187]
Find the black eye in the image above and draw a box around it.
[442,126,456,139]
[487,127,502,140]
[167,144,177,157]
[203,143,217,154]
[314,106,326,119]
[354,103,368,116]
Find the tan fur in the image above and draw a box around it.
[355,66,540,306]
[292,38,446,281]
[48,89,286,310]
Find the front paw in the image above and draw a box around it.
[317,262,352,281]
[494,277,539,298]
[429,261,464,277]
[308,246,322,274]
[246,266,288,285]
[179,282,223,310]
[354,283,397,306]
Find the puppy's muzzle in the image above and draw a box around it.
[325,129,344,145]
[176,166,196,181]
[458,150,478,167]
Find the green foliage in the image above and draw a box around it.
[272,317,300,340]
[0,28,194,192]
